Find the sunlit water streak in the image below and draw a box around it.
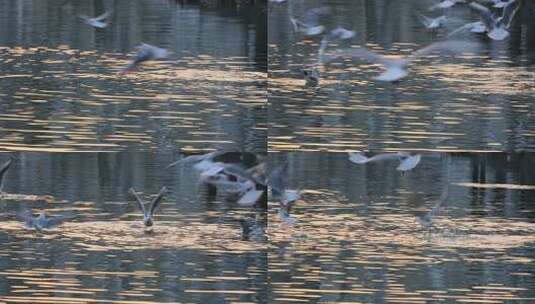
[268,0,535,153]
[268,152,535,303]
[0,152,267,302]
[0,0,267,153]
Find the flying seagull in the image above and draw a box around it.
[129,187,167,228]
[418,181,450,229]
[429,0,465,11]
[122,43,168,72]
[290,7,331,36]
[348,151,422,172]
[417,14,447,30]
[279,191,300,225]
[269,162,301,224]
[269,162,288,200]
[17,209,74,231]
[317,27,356,63]
[79,10,112,28]
[447,21,488,37]
[465,1,520,40]
[307,26,356,80]
[217,164,265,206]
[302,27,355,87]
[167,150,230,170]
[169,151,266,207]
[491,0,515,9]
[322,40,479,82]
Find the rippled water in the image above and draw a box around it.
[0,152,267,303]
[3,0,535,303]
[0,1,268,302]
[268,0,535,152]
[268,151,535,303]
[0,0,267,153]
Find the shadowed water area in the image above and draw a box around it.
[0,0,267,153]
[268,151,535,303]
[269,0,535,153]
[0,152,267,303]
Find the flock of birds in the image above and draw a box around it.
[266,0,521,227]
[271,0,525,84]
[78,9,169,72]
[0,151,305,241]
[0,149,458,244]
[271,150,449,230]
[3,1,521,238]
[0,9,194,236]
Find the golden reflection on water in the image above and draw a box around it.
[0,217,265,252]
[0,193,55,203]
[268,188,535,303]
[269,38,535,153]
[0,208,267,302]
[0,47,266,152]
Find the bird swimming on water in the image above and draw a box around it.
[129,187,167,228]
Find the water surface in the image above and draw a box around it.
[269,151,535,303]
[0,152,267,303]
[269,0,535,152]
[0,0,267,153]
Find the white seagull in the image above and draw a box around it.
[122,43,168,72]
[492,0,515,9]
[348,152,422,172]
[417,14,447,29]
[79,11,112,28]
[129,187,167,228]
[429,0,465,11]
[269,163,301,224]
[323,40,478,82]
[278,192,300,225]
[17,209,74,231]
[465,1,520,40]
[290,7,331,36]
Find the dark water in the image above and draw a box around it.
[268,151,535,303]
[0,0,267,153]
[0,152,267,303]
[268,0,535,153]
